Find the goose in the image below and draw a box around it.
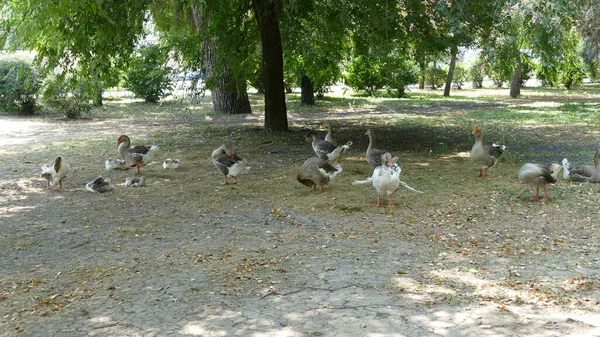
[297,157,343,192]
[163,158,181,169]
[518,163,562,202]
[323,123,337,145]
[306,131,352,162]
[562,151,600,182]
[212,144,250,184]
[125,176,145,187]
[365,129,395,168]
[353,152,422,207]
[117,135,159,174]
[470,125,506,177]
[85,177,113,193]
[41,156,69,191]
[105,159,127,170]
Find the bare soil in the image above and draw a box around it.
[1,93,599,337]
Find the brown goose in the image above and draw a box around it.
[212,144,249,185]
[365,129,394,168]
[562,151,600,183]
[297,157,343,192]
[41,156,69,191]
[518,163,562,202]
[117,135,159,174]
[306,131,351,162]
[470,125,505,177]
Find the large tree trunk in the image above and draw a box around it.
[443,45,458,97]
[510,56,522,98]
[300,74,315,105]
[191,5,251,114]
[252,0,288,131]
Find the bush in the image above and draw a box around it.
[0,57,41,114]
[41,73,92,119]
[425,64,446,89]
[468,59,485,89]
[124,45,173,102]
[386,61,418,97]
[345,56,386,96]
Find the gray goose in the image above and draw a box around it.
[470,125,505,177]
[365,129,395,168]
[297,157,343,192]
[323,123,336,145]
[85,177,113,193]
[41,156,69,191]
[306,131,351,162]
[518,163,562,202]
[117,135,159,174]
[211,144,249,185]
[562,151,600,182]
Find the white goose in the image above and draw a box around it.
[518,163,562,202]
[41,156,69,191]
[353,152,422,207]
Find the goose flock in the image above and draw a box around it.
[40,125,598,205]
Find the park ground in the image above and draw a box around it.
[1,87,599,336]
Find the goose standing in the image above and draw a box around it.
[562,151,600,182]
[323,123,337,145]
[518,163,562,202]
[297,157,343,192]
[41,156,69,191]
[470,125,505,177]
[365,129,394,168]
[117,135,159,174]
[353,152,422,207]
[306,131,351,162]
[212,144,249,185]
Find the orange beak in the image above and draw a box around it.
[472,126,479,134]
[387,157,393,166]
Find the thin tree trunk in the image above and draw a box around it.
[300,74,315,105]
[418,54,426,90]
[510,56,522,98]
[252,0,288,131]
[191,5,251,114]
[91,67,103,106]
[443,45,458,97]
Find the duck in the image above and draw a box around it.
[306,131,352,162]
[296,157,343,192]
[125,176,145,187]
[353,152,422,207]
[162,158,181,169]
[85,177,113,193]
[470,125,506,177]
[518,163,562,202]
[211,144,250,184]
[365,129,396,168]
[105,158,127,170]
[41,156,69,191]
[562,151,600,182]
[117,135,159,174]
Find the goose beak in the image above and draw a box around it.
[387,157,393,166]
[472,126,479,134]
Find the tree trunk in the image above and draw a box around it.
[191,5,251,114]
[300,74,315,105]
[418,54,426,89]
[252,0,288,131]
[443,45,458,97]
[510,56,522,98]
[91,67,103,106]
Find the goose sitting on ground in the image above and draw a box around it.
[365,129,396,168]
[117,135,159,174]
[41,156,69,191]
[212,144,250,185]
[518,163,562,202]
[125,176,145,187]
[470,125,506,177]
[105,159,127,170]
[306,131,352,162]
[297,157,343,192]
[163,158,181,169]
[353,152,422,207]
[562,151,600,182]
[85,177,113,193]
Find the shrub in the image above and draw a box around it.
[41,73,92,119]
[345,55,386,96]
[468,59,485,89]
[0,57,41,114]
[425,64,446,89]
[124,45,173,102]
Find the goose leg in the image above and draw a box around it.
[540,186,549,202]
[376,195,383,207]
[531,187,541,201]
[233,176,239,184]
[221,175,229,185]
[387,197,394,208]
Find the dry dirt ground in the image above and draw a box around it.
[1,94,600,337]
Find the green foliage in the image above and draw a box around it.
[452,63,467,89]
[425,63,446,89]
[41,73,91,119]
[468,58,485,88]
[386,59,419,97]
[124,45,173,103]
[0,57,41,114]
[345,56,386,96]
